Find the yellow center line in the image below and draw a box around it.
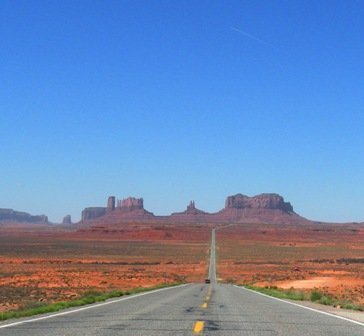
[207,285,212,300]
[193,320,204,333]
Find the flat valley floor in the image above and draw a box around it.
[1,222,364,312]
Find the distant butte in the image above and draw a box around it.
[172,201,208,216]
[62,215,72,225]
[2,193,363,227]
[79,193,308,225]
[0,208,48,224]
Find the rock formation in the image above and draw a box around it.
[0,193,309,227]
[79,193,308,226]
[113,197,154,217]
[80,196,154,224]
[187,201,197,213]
[117,197,144,211]
[172,201,208,216]
[225,193,293,212]
[81,196,116,222]
[214,193,301,224]
[0,208,48,224]
[81,207,106,221]
[62,215,72,225]
[107,196,115,212]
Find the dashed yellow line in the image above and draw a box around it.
[205,285,212,302]
[194,285,211,332]
[193,320,204,333]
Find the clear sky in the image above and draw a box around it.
[1,1,363,223]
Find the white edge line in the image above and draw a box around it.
[0,284,190,329]
[234,285,364,327]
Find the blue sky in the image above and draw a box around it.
[1,1,363,222]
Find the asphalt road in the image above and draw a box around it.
[208,228,216,283]
[1,230,363,335]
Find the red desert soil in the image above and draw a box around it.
[1,222,364,312]
[216,223,364,305]
[0,223,211,312]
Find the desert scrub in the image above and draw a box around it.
[245,285,305,300]
[310,290,323,302]
[244,285,364,311]
[0,282,183,322]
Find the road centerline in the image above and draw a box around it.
[193,320,204,333]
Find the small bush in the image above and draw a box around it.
[341,302,364,311]
[19,301,48,311]
[310,290,322,302]
[286,290,305,301]
[318,296,335,306]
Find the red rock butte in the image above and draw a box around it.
[80,193,309,225]
[0,208,48,224]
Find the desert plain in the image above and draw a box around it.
[1,221,364,314]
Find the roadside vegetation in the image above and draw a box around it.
[0,283,182,322]
[244,285,364,311]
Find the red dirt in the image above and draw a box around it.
[1,221,364,312]
[0,224,210,312]
[216,223,364,305]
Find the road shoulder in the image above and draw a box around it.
[235,285,364,326]
[285,298,364,323]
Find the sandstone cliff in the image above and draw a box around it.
[81,207,106,221]
[62,215,72,225]
[0,208,48,224]
[225,193,294,212]
[214,193,302,224]
[117,197,145,212]
[111,197,154,218]
[172,201,208,216]
[79,193,308,226]
[81,197,154,224]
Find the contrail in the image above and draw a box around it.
[230,26,270,46]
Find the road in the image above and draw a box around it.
[1,229,363,335]
[208,228,216,283]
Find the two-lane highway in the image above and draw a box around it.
[1,229,363,335]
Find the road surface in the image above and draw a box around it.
[207,228,216,283]
[1,229,363,335]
